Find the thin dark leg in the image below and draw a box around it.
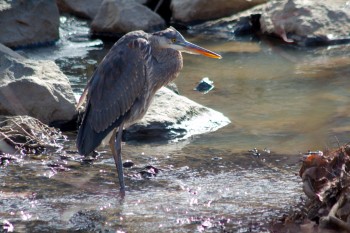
[109,123,125,195]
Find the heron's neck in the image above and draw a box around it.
[150,44,183,90]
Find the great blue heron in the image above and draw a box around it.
[76,27,221,194]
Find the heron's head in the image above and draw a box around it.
[153,27,222,59]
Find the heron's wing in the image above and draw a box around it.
[88,37,151,132]
[77,35,151,155]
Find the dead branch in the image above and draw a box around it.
[0,115,65,155]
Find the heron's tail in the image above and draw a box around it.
[76,104,125,155]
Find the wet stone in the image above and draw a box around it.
[69,210,106,232]
[46,162,70,172]
[0,154,17,166]
[194,77,215,94]
[136,165,162,179]
[211,156,222,161]
[81,157,95,165]
[248,147,271,158]
[123,160,135,168]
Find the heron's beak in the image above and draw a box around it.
[180,41,222,59]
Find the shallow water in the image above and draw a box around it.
[2,16,350,232]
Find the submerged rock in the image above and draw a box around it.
[170,0,267,25]
[124,87,230,141]
[0,0,59,48]
[91,0,166,36]
[69,210,106,232]
[0,44,77,125]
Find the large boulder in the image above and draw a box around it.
[0,0,59,48]
[191,0,350,46]
[91,0,166,36]
[124,87,231,141]
[0,44,77,125]
[260,0,350,45]
[56,0,148,19]
[56,0,103,19]
[170,0,267,25]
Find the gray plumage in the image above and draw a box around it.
[76,27,221,193]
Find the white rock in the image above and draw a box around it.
[0,44,77,124]
[124,87,231,141]
[260,0,350,45]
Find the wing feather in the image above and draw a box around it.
[89,37,150,132]
[77,32,151,155]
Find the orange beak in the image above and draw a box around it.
[180,41,222,59]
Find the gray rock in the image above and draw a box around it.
[124,87,231,141]
[260,0,350,45]
[189,4,263,37]
[0,44,77,125]
[0,0,59,48]
[170,0,267,24]
[191,0,350,46]
[56,0,103,19]
[91,0,166,35]
[56,0,148,19]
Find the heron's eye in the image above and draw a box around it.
[171,38,176,43]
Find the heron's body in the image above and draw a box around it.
[76,27,221,194]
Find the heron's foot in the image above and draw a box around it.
[119,188,126,199]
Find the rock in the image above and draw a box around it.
[69,210,106,232]
[56,0,103,19]
[189,4,264,37]
[124,87,231,141]
[0,0,59,48]
[0,43,77,125]
[170,0,267,25]
[260,0,350,46]
[56,0,149,20]
[91,0,166,36]
[193,0,350,46]
[194,77,215,94]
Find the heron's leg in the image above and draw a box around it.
[109,123,125,193]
